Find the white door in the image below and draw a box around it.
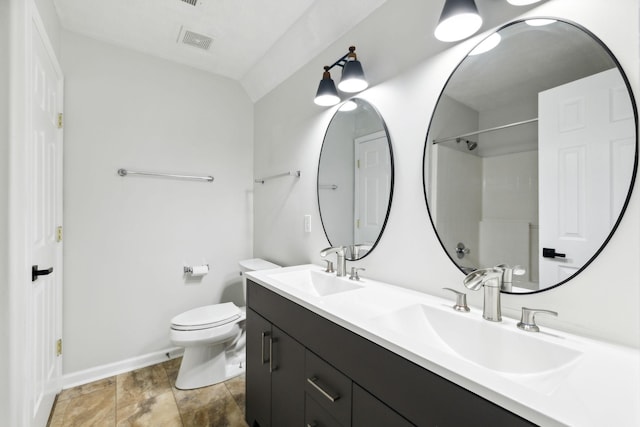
[354,131,391,246]
[538,68,634,285]
[28,5,64,425]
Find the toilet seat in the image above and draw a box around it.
[171,302,241,331]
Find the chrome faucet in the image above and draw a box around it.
[463,267,505,322]
[320,246,346,277]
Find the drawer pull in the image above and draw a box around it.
[307,376,340,402]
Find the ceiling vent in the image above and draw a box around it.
[180,29,213,51]
[180,0,198,6]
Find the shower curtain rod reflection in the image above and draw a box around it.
[117,168,214,182]
[319,184,338,190]
[432,118,538,144]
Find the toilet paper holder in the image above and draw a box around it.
[183,264,209,275]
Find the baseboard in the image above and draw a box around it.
[62,347,184,390]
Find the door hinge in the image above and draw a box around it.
[56,339,62,356]
[56,226,63,242]
[356,219,360,228]
[357,159,360,169]
[57,113,63,129]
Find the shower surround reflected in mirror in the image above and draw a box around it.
[424,19,637,294]
[318,99,394,261]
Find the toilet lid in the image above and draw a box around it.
[171,302,241,331]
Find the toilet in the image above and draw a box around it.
[170,258,280,390]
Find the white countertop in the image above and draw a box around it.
[247,264,640,427]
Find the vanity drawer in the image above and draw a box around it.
[305,393,344,427]
[305,350,352,426]
[352,383,414,427]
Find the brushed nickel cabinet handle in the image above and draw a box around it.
[261,332,270,364]
[269,337,276,372]
[307,376,340,402]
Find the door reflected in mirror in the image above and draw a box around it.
[424,19,637,293]
[318,99,394,260]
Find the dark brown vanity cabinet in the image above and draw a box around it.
[246,308,305,427]
[246,280,535,427]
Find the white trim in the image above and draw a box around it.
[8,0,31,424]
[61,347,184,390]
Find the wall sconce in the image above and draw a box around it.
[434,0,482,42]
[314,46,368,106]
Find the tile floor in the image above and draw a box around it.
[48,357,248,427]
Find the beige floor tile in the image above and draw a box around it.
[178,387,247,427]
[117,364,172,409]
[162,356,182,373]
[49,359,247,427]
[47,397,71,427]
[116,390,182,427]
[54,386,116,427]
[162,357,182,387]
[173,382,228,414]
[224,374,246,415]
[57,376,116,401]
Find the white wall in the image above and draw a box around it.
[34,0,61,56]
[0,0,11,420]
[61,31,254,374]
[254,0,640,347]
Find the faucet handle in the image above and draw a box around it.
[349,267,365,281]
[442,288,470,312]
[323,259,335,273]
[517,307,558,332]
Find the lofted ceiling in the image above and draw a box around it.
[53,0,387,101]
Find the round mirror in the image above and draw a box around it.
[423,19,637,293]
[318,99,394,260]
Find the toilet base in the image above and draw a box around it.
[175,344,245,390]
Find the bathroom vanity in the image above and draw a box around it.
[246,278,532,426]
[245,264,640,427]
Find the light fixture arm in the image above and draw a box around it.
[324,46,357,73]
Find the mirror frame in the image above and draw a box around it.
[422,18,638,294]
[317,98,395,261]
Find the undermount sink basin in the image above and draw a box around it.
[368,304,582,375]
[267,269,363,297]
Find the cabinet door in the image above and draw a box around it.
[246,309,272,427]
[352,384,414,427]
[271,326,305,427]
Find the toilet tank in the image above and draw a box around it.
[238,258,281,302]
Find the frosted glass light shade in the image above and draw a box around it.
[435,0,482,42]
[338,60,368,93]
[314,75,340,106]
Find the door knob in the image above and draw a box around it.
[32,265,53,282]
[542,248,566,259]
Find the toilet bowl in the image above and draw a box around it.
[170,258,280,390]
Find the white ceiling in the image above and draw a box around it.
[53,0,387,101]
